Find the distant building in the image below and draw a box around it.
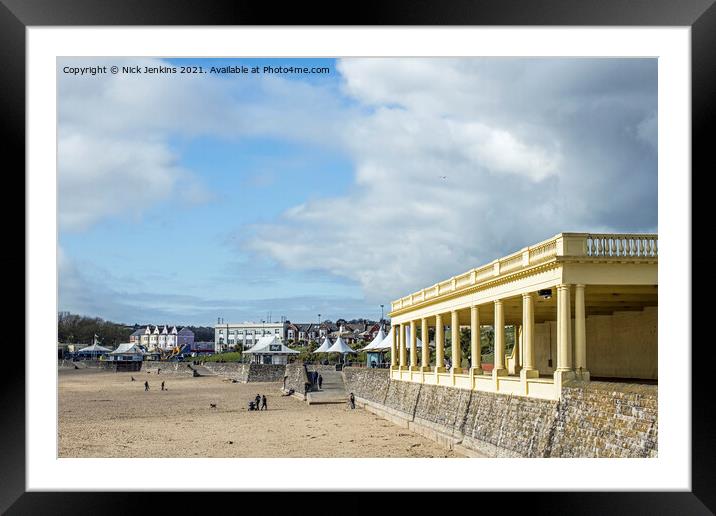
[130,325,195,351]
[106,342,144,371]
[285,323,333,344]
[190,341,215,353]
[214,322,287,353]
[215,319,383,351]
[285,320,383,346]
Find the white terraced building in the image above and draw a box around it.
[129,325,195,351]
[214,321,287,353]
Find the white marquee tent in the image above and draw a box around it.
[367,327,431,351]
[326,335,356,364]
[360,327,385,351]
[107,342,144,362]
[245,335,299,365]
[326,336,355,354]
[313,336,333,353]
[77,342,112,355]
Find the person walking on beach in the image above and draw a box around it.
[261,395,267,410]
[318,374,323,390]
[161,381,165,391]
[349,392,355,410]
[255,394,261,410]
[144,381,149,391]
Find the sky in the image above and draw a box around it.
[57,57,657,326]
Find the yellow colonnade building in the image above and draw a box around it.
[388,233,657,400]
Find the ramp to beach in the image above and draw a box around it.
[306,369,347,405]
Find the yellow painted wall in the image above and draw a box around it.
[585,307,657,379]
[533,307,657,379]
[535,321,558,374]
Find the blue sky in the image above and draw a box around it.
[58,57,657,326]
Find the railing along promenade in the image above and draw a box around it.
[391,233,658,312]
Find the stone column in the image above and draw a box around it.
[451,310,463,374]
[520,292,539,379]
[435,313,445,373]
[390,325,398,368]
[421,317,430,371]
[398,323,406,369]
[409,319,418,370]
[554,284,575,386]
[574,284,590,380]
[470,305,482,375]
[493,300,507,377]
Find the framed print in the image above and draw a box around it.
[3,0,711,512]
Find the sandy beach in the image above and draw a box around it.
[58,369,458,458]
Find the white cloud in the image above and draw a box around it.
[58,57,347,231]
[247,58,658,303]
[59,131,185,229]
[59,57,658,315]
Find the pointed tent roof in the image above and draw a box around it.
[244,335,299,355]
[326,336,356,354]
[77,342,111,353]
[360,327,385,351]
[314,336,333,353]
[366,334,426,351]
[369,330,393,351]
[111,343,144,355]
[161,325,168,334]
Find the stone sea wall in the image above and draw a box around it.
[306,364,343,373]
[143,363,196,376]
[202,363,249,382]
[246,364,285,383]
[65,359,103,369]
[284,362,311,398]
[342,368,390,405]
[414,384,473,443]
[201,363,286,383]
[462,391,558,458]
[546,381,658,458]
[342,367,658,458]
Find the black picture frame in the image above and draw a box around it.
[3,0,710,512]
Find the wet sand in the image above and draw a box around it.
[58,369,459,458]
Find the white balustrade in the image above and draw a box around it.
[390,232,657,312]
